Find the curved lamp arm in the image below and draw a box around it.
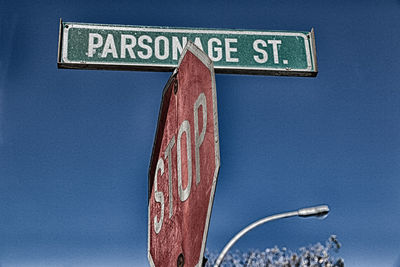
[213,205,329,267]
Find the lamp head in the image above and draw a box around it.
[298,205,330,218]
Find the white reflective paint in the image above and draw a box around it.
[194,92,207,185]
[164,136,175,219]
[137,35,153,59]
[154,36,169,60]
[267,40,282,64]
[87,33,103,57]
[207,38,223,62]
[224,38,239,63]
[153,158,165,234]
[172,36,187,60]
[120,34,136,59]
[177,120,192,202]
[253,39,268,64]
[101,34,118,58]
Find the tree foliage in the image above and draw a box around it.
[205,235,344,267]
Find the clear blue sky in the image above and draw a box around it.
[1,0,399,266]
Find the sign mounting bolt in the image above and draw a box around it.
[177,253,184,267]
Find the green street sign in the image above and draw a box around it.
[58,21,318,77]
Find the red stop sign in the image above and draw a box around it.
[148,42,220,267]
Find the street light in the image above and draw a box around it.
[213,205,330,267]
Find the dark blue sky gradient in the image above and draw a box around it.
[1,0,400,266]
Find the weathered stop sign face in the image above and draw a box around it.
[148,42,220,267]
